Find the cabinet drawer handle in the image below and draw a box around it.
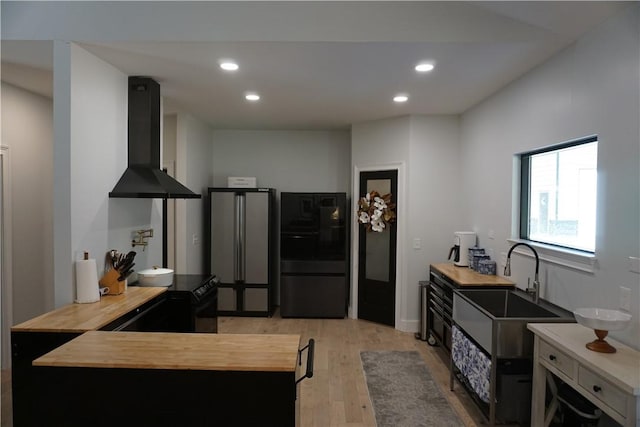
[592,385,601,393]
[548,354,556,361]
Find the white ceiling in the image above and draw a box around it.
[0,1,629,130]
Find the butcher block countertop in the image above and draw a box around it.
[11,287,167,333]
[34,331,301,372]
[431,263,515,287]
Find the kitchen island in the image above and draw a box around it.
[11,287,169,427]
[11,287,311,427]
[32,331,303,426]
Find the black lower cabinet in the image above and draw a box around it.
[11,331,81,427]
[32,367,297,427]
[11,294,190,427]
[427,273,454,353]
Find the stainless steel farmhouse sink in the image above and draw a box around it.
[451,288,576,426]
[453,288,575,358]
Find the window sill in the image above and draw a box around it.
[506,239,597,274]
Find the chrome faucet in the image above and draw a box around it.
[504,242,540,303]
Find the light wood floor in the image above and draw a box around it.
[1,314,490,427]
[219,314,487,427]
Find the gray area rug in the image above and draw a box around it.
[361,350,463,427]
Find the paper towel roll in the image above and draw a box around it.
[75,258,100,303]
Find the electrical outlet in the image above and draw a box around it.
[629,257,640,274]
[488,229,495,240]
[192,233,199,245]
[620,286,631,311]
[413,238,421,250]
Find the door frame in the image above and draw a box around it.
[1,146,13,369]
[350,162,406,330]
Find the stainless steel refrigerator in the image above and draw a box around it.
[208,187,275,316]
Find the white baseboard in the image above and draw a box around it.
[348,306,419,334]
[397,319,419,333]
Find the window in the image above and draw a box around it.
[520,136,598,253]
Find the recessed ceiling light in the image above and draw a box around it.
[245,93,260,101]
[393,94,409,103]
[415,63,435,73]
[220,61,239,71]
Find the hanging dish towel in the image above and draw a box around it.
[452,325,492,403]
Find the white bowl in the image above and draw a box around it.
[573,308,631,331]
[137,267,174,287]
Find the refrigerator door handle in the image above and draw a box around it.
[234,193,246,282]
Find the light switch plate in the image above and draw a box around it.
[629,256,640,274]
[413,238,421,250]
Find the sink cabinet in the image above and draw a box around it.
[449,285,575,426]
[426,264,514,354]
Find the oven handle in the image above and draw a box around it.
[193,291,218,316]
[112,299,166,331]
[296,338,315,385]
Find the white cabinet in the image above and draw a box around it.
[529,323,639,427]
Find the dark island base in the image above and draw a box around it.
[31,366,297,427]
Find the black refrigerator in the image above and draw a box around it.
[208,187,276,317]
[280,192,348,318]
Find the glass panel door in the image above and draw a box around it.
[358,170,397,326]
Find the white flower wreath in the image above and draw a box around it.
[357,191,396,232]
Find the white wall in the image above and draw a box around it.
[175,113,213,274]
[69,43,126,281]
[59,44,162,305]
[163,114,177,166]
[211,130,351,192]
[351,116,462,331]
[405,116,462,322]
[0,82,53,322]
[460,5,640,348]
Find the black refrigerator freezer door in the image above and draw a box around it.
[279,192,348,318]
[280,192,346,261]
[280,193,317,232]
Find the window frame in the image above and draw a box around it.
[519,135,598,254]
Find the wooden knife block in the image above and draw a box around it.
[99,269,126,295]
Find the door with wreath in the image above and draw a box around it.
[357,170,397,327]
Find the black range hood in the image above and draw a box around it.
[109,76,201,199]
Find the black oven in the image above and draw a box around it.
[113,274,219,333]
[167,274,219,333]
[192,283,218,333]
